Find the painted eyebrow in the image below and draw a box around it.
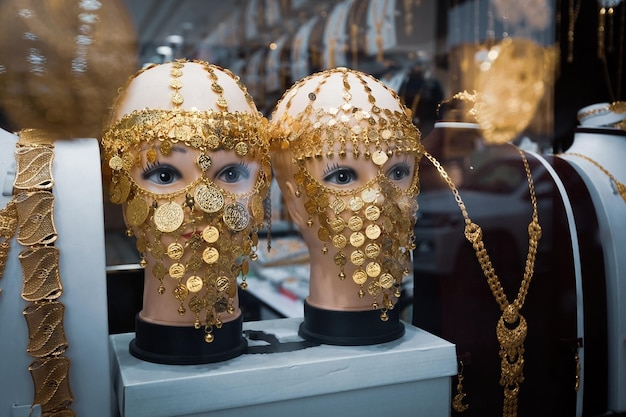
[139,144,187,153]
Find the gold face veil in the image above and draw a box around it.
[101,60,271,342]
[270,67,423,320]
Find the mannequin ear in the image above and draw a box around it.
[281,180,306,228]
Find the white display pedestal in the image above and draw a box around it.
[110,318,456,417]
[0,133,113,417]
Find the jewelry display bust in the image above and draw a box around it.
[558,102,626,413]
[101,60,271,364]
[269,67,423,345]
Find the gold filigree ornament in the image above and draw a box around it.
[475,37,557,144]
[424,148,540,417]
[11,129,75,416]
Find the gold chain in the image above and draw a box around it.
[424,148,541,417]
[565,152,626,203]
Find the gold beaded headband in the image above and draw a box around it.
[269,67,422,165]
[102,59,270,174]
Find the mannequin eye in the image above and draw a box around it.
[323,167,357,185]
[216,162,251,183]
[386,162,411,181]
[142,162,182,185]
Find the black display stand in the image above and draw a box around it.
[298,301,405,346]
[130,314,247,365]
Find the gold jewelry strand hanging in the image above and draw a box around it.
[13,128,75,416]
[564,152,626,203]
[424,148,541,417]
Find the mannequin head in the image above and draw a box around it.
[101,60,270,341]
[270,67,422,318]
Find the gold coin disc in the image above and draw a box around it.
[379,272,394,289]
[352,269,368,285]
[361,188,378,203]
[250,195,265,222]
[154,201,184,233]
[215,276,230,292]
[108,155,123,171]
[330,198,346,214]
[194,184,224,213]
[364,205,380,221]
[328,217,345,233]
[349,231,365,247]
[197,154,212,172]
[366,262,381,277]
[125,197,150,227]
[109,175,131,204]
[167,242,184,260]
[372,150,389,166]
[348,196,364,211]
[169,262,186,279]
[186,276,204,293]
[368,280,381,296]
[202,247,219,264]
[348,215,363,231]
[365,224,381,240]
[202,225,220,243]
[350,250,365,266]
[332,234,347,249]
[365,242,381,258]
[223,202,250,231]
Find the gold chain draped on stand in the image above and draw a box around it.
[565,152,626,203]
[424,148,541,417]
[4,129,75,416]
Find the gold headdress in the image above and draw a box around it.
[270,67,423,319]
[101,60,270,342]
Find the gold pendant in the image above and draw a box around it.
[250,194,265,222]
[153,201,184,233]
[352,269,367,285]
[194,184,224,213]
[109,174,131,204]
[223,202,250,231]
[202,225,220,243]
[197,154,212,172]
[350,250,365,266]
[366,261,381,277]
[125,197,150,227]
[379,272,394,289]
[167,242,184,260]
[186,275,203,293]
[365,224,381,240]
[202,247,219,264]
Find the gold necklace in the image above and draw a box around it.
[373,0,391,62]
[565,152,626,203]
[424,148,541,417]
[11,129,75,415]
